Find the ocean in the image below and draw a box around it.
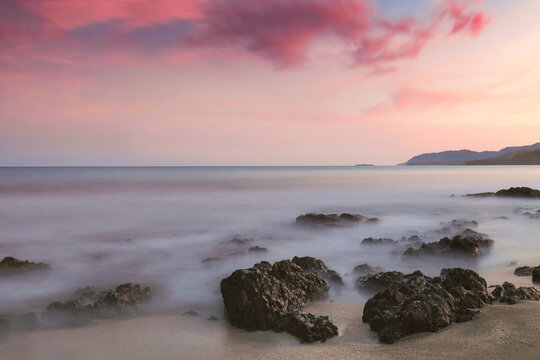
[1,166,539,314]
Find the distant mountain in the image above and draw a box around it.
[402,142,540,165]
[466,149,540,165]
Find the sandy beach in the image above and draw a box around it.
[1,299,538,360]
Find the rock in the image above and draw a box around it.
[228,237,253,245]
[362,268,492,344]
[491,282,540,304]
[495,187,540,198]
[403,235,493,258]
[182,310,200,316]
[514,266,540,276]
[356,271,405,293]
[533,269,540,284]
[295,213,377,227]
[467,187,540,198]
[207,315,218,321]
[201,251,245,264]
[47,283,151,321]
[352,264,383,277]
[291,256,343,286]
[248,246,268,253]
[361,238,398,246]
[0,256,50,275]
[220,259,337,342]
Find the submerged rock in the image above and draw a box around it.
[514,265,540,276]
[491,282,540,304]
[47,283,151,321]
[403,235,493,258]
[227,237,253,245]
[352,264,384,277]
[295,213,377,227]
[0,256,50,275]
[220,258,338,342]
[291,256,343,286]
[182,310,200,317]
[248,246,268,253]
[362,268,492,344]
[466,187,540,198]
[361,238,398,246]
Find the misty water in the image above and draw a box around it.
[0,166,539,317]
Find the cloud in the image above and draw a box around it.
[0,0,490,70]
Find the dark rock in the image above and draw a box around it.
[495,187,540,198]
[362,268,492,343]
[47,283,151,321]
[352,264,383,277]
[207,315,218,321]
[220,259,337,342]
[295,213,376,227]
[291,256,343,286]
[182,310,200,316]
[361,238,398,246]
[403,235,493,258]
[533,269,540,283]
[0,256,50,275]
[248,246,268,253]
[466,187,540,198]
[356,271,405,293]
[201,251,245,264]
[228,237,253,245]
[491,282,540,304]
[514,266,540,276]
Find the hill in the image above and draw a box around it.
[466,149,540,165]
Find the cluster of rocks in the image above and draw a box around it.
[361,268,493,343]
[514,265,540,283]
[220,257,340,342]
[466,186,540,198]
[514,207,540,220]
[202,237,269,264]
[0,256,50,276]
[490,282,540,304]
[296,213,379,227]
[403,234,493,258]
[47,283,151,322]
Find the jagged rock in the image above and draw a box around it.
[0,256,50,275]
[291,256,343,286]
[47,283,151,321]
[295,213,377,227]
[352,264,383,277]
[466,187,540,198]
[514,266,540,276]
[248,246,268,253]
[361,238,398,246]
[362,268,492,344]
[403,235,493,258]
[356,271,405,293]
[491,282,540,304]
[220,259,337,342]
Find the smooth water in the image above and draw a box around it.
[0,166,539,313]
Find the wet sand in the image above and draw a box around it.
[1,299,538,360]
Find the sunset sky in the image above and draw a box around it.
[1,0,539,166]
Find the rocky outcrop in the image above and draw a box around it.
[291,256,343,286]
[0,256,50,275]
[466,187,540,198]
[533,269,540,283]
[248,246,268,253]
[403,235,493,258]
[491,282,540,304]
[514,265,540,276]
[362,268,492,344]
[352,264,383,277]
[220,259,338,342]
[47,283,151,321]
[295,213,378,227]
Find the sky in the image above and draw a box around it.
[1,0,539,166]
